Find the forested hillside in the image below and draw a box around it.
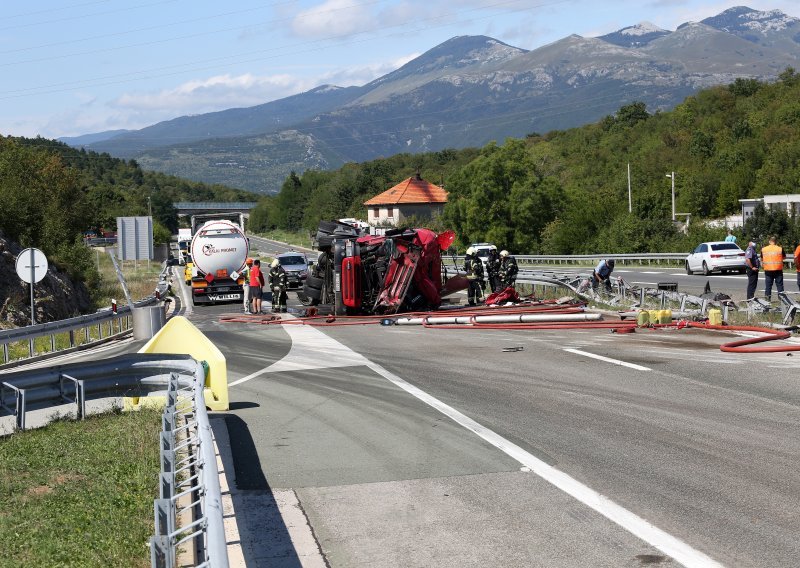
[257,69,800,253]
[0,137,257,291]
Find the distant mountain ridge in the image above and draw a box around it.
[69,6,800,194]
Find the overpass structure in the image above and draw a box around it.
[173,202,258,216]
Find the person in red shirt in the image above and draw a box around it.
[249,259,265,313]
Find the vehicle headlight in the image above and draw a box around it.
[299,270,308,278]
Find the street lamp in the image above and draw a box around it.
[665,172,675,222]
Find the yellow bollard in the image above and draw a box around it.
[708,308,722,326]
[636,310,650,326]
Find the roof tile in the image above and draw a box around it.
[364,176,448,206]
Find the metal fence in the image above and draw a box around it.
[0,264,172,367]
[0,353,228,567]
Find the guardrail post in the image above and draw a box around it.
[1,382,26,430]
[2,343,8,365]
[639,288,645,308]
[150,534,172,568]
[68,329,75,348]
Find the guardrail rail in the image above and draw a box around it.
[0,353,228,568]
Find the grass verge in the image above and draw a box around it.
[257,229,314,250]
[0,407,162,567]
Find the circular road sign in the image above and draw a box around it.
[16,248,48,284]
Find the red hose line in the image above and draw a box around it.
[685,322,799,353]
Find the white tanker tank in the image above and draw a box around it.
[189,220,249,305]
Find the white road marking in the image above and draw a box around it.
[366,360,721,568]
[228,320,369,386]
[233,321,722,567]
[564,348,651,371]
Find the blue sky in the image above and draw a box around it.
[1,0,796,138]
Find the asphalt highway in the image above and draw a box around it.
[168,272,800,568]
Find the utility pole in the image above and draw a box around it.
[627,163,632,213]
[666,172,676,221]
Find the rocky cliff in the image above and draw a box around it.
[0,232,93,327]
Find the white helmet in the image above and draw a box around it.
[271,259,279,268]
[500,250,509,257]
[466,247,475,256]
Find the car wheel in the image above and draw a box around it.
[702,261,710,276]
[685,261,692,275]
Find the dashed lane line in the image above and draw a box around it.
[564,348,652,371]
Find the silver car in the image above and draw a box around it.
[276,252,310,288]
[685,241,746,275]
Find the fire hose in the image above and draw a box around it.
[220,303,800,353]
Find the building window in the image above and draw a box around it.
[373,207,379,218]
[387,206,394,218]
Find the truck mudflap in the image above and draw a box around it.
[341,256,362,309]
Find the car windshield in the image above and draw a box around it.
[279,256,305,266]
[710,243,741,251]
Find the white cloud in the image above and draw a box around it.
[292,0,376,39]
[112,73,316,113]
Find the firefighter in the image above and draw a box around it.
[464,247,485,306]
[591,258,615,294]
[486,248,501,292]
[268,258,288,312]
[498,250,518,289]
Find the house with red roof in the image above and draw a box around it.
[364,173,448,227]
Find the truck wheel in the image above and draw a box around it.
[304,285,322,301]
[305,274,324,290]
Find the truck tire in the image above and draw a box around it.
[305,274,323,290]
[304,285,322,301]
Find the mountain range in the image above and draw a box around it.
[62,6,800,194]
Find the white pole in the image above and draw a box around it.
[627,163,632,213]
[29,248,35,325]
[671,171,676,222]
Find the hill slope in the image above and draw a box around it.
[77,7,800,193]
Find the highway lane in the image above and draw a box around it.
[247,234,315,258]
[199,293,800,567]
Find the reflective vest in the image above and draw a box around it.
[761,244,784,271]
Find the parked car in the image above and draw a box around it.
[685,241,746,275]
[276,252,310,289]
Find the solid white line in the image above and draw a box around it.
[564,348,651,371]
[366,361,722,568]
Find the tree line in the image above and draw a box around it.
[252,69,800,254]
[0,137,258,295]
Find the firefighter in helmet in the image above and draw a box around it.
[269,258,288,312]
[498,250,518,289]
[464,247,485,306]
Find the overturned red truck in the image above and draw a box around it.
[300,221,466,315]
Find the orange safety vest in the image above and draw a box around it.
[795,245,800,272]
[761,244,784,271]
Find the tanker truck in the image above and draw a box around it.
[188,220,249,306]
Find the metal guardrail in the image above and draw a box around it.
[0,263,172,366]
[445,253,796,267]
[0,353,228,568]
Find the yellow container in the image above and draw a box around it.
[708,308,722,326]
[636,310,650,326]
[656,309,672,324]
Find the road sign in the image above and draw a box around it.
[16,248,48,283]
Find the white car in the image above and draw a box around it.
[685,241,747,275]
[470,242,497,273]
